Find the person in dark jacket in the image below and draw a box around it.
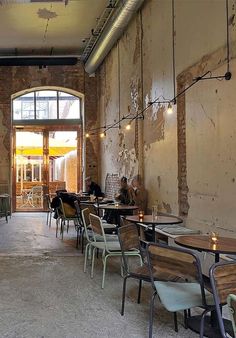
[115,176,134,205]
[85,177,103,197]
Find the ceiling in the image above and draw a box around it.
[0,0,112,59]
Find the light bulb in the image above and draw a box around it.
[167,102,173,114]
[85,133,90,138]
[100,132,105,138]
[126,123,131,130]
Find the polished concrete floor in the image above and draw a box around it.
[0,213,201,338]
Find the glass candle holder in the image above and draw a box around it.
[138,210,144,221]
[209,231,219,244]
[152,205,158,220]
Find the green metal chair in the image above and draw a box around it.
[146,242,214,338]
[81,208,118,274]
[89,213,142,289]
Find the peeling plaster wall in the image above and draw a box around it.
[98,0,236,234]
[186,59,236,233]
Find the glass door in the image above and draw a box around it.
[48,131,78,195]
[15,130,45,210]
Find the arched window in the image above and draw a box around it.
[13,90,81,122]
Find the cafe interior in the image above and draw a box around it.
[0,0,236,337]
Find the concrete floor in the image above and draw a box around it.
[0,213,201,338]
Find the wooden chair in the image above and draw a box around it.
[57,198,79,242]
[118,223,179,328]
[209,261,236,338]
[146,242,214,338]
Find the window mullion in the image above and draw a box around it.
[34,92,36,119]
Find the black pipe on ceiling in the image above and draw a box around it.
[0,57,78,66]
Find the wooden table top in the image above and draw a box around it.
[125,214,183,225]
[98,204,139,211]
[175,235,236,255]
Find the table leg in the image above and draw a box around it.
[152,224,155,242]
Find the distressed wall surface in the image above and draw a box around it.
[98,0,236,235]
[0,64,99,194]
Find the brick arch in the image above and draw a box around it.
[0,64,99,196]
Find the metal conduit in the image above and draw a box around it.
[84,0,144,74]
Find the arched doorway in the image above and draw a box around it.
[12,87,84,211]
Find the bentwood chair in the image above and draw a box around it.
[146,242,214,338]
[89,214,142,289]
[209,261,236,338]
[118,223,179,326]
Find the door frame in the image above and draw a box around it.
[12,124,82,212]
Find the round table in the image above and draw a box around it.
[175,235,236,263]
[125,214,183,241]
[175,234,236,338]
[98,204,138,226]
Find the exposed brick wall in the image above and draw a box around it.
[0,63,99,198]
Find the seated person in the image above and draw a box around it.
[104,176,134,225]
[85,176,103,197]
[130,175,147,213]
[115,176,134,205]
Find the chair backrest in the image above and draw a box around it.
[227,294,236,336]
[118,223,142,273]
[146,242,206,301]
[32,186,43,195]
[90,213,105,240]
[74,200,83,227]
[81,208,93,242]
[210,262,236,304]
[45,194,51,209]
[210,262,236,337]
[80,202,98,215]
[59,198,76,218]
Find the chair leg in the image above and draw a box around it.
[49,212,52,228]
[81,229,84,254]
[174,312,178,332]
[149,291,157,338]
[121,276,128,316]
[56,218,59,237]
[84,243,90,273]
[137,279,142,304]
[91,247,96,278]
[46,211,49,226]
[184,310,188,329]
[61,220,64,240]
[102,254,108,289]
[200,308,211,338]
[76,228,79,249]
